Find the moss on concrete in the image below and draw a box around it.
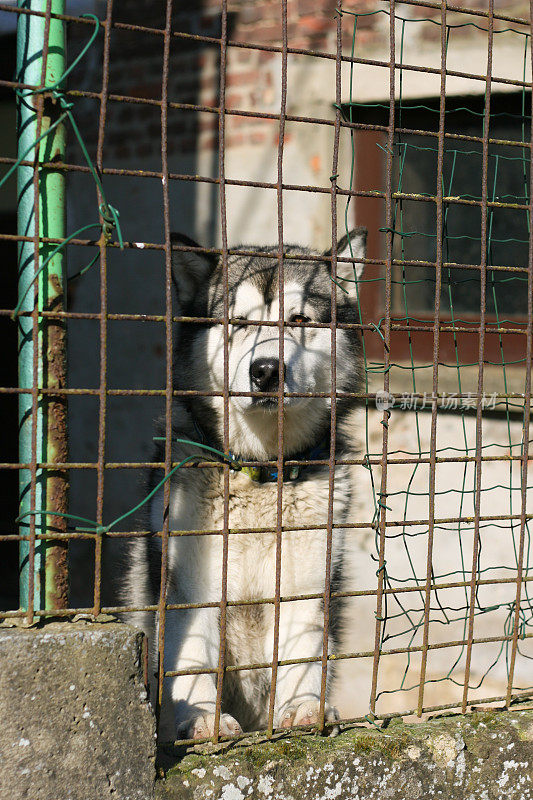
[157,709,533,800]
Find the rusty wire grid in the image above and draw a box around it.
[0,0,532,747]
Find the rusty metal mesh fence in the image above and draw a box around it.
[0,0,532,745]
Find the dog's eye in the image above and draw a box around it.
[289,314,311,325]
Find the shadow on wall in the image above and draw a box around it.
[65,2,235,609]
[0,32,20,610]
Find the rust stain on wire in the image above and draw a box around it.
[266,0,288,738]
[369,0,396,719]
[461,0,494,714]
[155,0,174,733]
[92,0,114,619]
[416,0,448,717]
[212,0,230,744]
[504,19,533,707]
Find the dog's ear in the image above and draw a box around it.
[170,233,218,306]
[325,227,367,287]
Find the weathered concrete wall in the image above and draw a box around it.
[157,710,533,800]
[0,621,156,800]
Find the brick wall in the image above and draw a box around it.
[69,0,529,167]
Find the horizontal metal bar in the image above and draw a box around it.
[158,688,533,745]
[0,76,530,150]
[0,306,530,335]
[393,0,530,25]
[0,572,533,616]
[0,155,530,213]
[0,313,530,341]
[0,2,528,54]
[2,508,532,543]
[0,387,531,408]
[0,233,529,276]
[163,627,533,677]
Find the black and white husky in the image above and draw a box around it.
[124,228,366,740]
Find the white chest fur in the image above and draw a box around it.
[164,465,352,605]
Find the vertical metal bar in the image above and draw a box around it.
[319,0,343,731]
[417,0,447,716]
[461,0,494,714]
[369,0,395,717]
[266,0,288,736]
[504,16,533,706]
[157,0,173,732]
[17,0,68,617]
[213,0,230,743]
[92,0,113,617]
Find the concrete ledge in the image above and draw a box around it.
[0,621,155,800]
[157,709,533,800]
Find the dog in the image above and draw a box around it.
[124,228,366,740]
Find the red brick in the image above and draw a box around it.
[259,50,277,63]
[201,75,218,90]
[298,15,331,34]
[229,115,248,129]
[200,135,217,150]
[238,6,263,24]
[226,69,263,87]
[353,13,381,29]
[272,131,294,146]
[236,49,253,63]
[298,0,335,13]
[225,92,243,108]
[199,117,218,132]
[235,24,281,44]
[250,131,268,145]
[225,133,246,148]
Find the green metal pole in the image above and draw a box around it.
[17,0,68,615]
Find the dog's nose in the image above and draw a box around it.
[250,357,279,392]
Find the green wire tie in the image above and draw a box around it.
[376,143,395,156]
[15,438,239,539]
[369,322,390,352]
[153,437,242,470]
[330,276,350,295]
[378,227,416,238]
[16,13,101,98]
[10,14,124,320]
[364,714,388,732]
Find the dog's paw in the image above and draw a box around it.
[279,701,339,733]
[177,712,243,740]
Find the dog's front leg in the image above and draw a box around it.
[164,606,242,740]
[271,598,339,730]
